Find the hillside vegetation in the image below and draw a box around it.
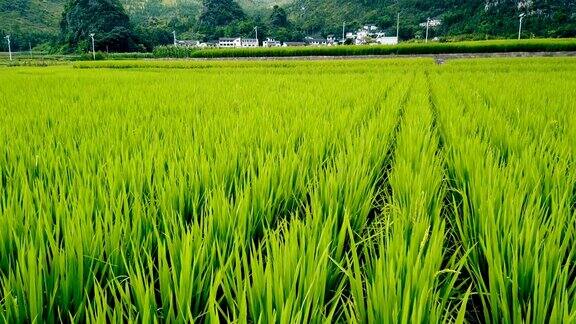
[287,0,576,39]
[0,0,64,49]
[1,0,575,53]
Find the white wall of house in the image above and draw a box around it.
[376,36,398,45]
[263,39,281,47]
[241,39,259,47]
[219,38,259,48]
[219,39,237,48]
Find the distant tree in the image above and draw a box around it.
[135,21,172,51]
[270,5,289,28]
[199,0,245,28]
[60,0,140,52]
[0,0,31,14]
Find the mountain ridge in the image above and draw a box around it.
[1,0,575,51]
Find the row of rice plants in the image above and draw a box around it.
[71,58,434,73]
[0,62,412,322]
[344,74,467,323]
[152,39,576,59]
[429,60,576,323]
[214,74,411,322]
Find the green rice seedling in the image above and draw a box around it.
[343,75,466,324]
[219,215,342,323]
[1,57,576,323]
[430,61,576,323]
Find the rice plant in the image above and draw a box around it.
[0,57,575,323]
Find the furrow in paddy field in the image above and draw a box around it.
[365,72,414,227]
[427,68,484,323]
[213,70,413,323]
[342,72,463,323]
[207,99,393,322]
[429,61,576,323]
[424,69,460,262]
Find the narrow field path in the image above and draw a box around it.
[155,51,576,63]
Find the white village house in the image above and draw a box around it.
[175,40,201,47]
[241,38,259,47]
[347,25,398,45]
[327,35,338,46]
[305,37,328,46]
[218,38,239,48]
[419,19,442,28]
[218,38,259,48]
[263,38,282,47]
[375,35,398,45]
[172,32,202,48]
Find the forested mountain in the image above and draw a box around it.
[286,0,576,40]
[61,0,141,52]
[1,0,575,52]
[0,0,65,50]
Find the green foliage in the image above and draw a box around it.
[0,0,63,51]
[198,0,245,29]
[2,0,576,51]
[284,0,576,39]
[153,45,200,58]
[59,0,141,52]
[270,5,289,28]
[266,5,303,42]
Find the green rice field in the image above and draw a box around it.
[0,58,575,323]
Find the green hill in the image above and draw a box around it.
[1,0,575,51]
[285,0,576,40]
[0,0,65,50]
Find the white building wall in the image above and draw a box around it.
[376,37,399,45]
[241,39,259,47]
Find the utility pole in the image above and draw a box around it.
[173,30,177,46]
[342,22,345,43]
[89,33,95,60]
[425,17,430,43]
[5,35,11,61]
[396,13,400,43]
[518,13,526,40]
[254,26,259,44]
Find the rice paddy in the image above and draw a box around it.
[0,57,575,323]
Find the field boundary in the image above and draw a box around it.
[4,50,576,67]
[156,51,576,62]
